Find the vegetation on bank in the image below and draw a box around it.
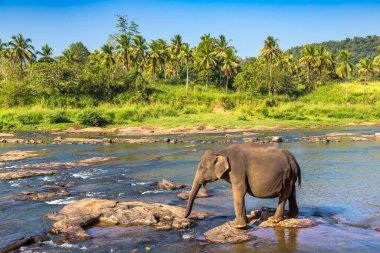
[0,81,379,131]
[0,15,380,130]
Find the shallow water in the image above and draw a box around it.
[0,127,380,252]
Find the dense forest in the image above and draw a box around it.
[0,15,379,129]
[287,35,380,64]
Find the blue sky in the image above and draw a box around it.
[1,0,379,57]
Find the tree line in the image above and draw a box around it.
[0,15,379,107]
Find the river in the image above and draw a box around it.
[0,127,379,252]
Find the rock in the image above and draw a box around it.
[48,198,207,242]
[375,227,380,232]
[150,156,162,161]
[24,139,44,145]
[204,208,317,244]
[243,137,259,143]
[157,179,185,190]
[177,188,210,200]
[352,137,369,141]
[204,221,256,244]
[271,136,283,143]
[0,150,40,162]
[307,137,330,143]
[375,133,380,138]
[21,156,116,169]
[0,169,59,180]
[196,125,206,131]
[326,132,355,137]
[42,183,78,192]
[259,217,317,228]
[0,132,15,137]
[170,139,178,144]
[0,235,47,253]
[15,191,70,201]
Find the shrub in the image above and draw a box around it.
[45,111,71,124]
[76,110,108,126]
[182,107,198,115]
[15,112,44,125]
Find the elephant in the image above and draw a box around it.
[184,143,301,228]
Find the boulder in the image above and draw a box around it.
[15,191,70,201]
[177,188,210,200]
[157,179,185,190]
[48,198,207,242]
[0,169,59,180]
[0,150,41,162]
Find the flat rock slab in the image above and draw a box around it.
[177,188,210,200]
[0,169,59,180]
[42,183,78,192]
[47,198,207,242]
[204,209,317,244]
[259,217,318,228]
[151,179,185,190]
[15,191,70,201]
[0,150,41,162]
[0,132,15,137]
[204,221,256,244]
[21,156,116,169]
[53,137,157,145]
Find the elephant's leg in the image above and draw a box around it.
[273,197,287,223]
[288,186,299,218]
[231,183,247,229]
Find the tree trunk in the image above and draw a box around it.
[225,76,228,91]
[206,75,208,91]
[345,79,348,98]
[186,63,189,96]
[363,74,367,101]
[269,57,272,95]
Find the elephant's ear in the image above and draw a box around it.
[214,153,230,179]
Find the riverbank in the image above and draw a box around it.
[0,82,379,132]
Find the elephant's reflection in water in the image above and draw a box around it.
[274,227,299,251]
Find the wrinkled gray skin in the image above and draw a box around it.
[184,143,301,228]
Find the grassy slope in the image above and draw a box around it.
[0,81,379,131]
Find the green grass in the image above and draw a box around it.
[0,81,379,131]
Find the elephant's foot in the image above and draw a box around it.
[232,218,247,229]
[271,216,284,223]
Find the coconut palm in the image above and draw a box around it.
[148,40,161,81]
[180,43,192,95]
[315,46,329,81]
[100,44,115,67]
[260,36,281,95]
[337,50,354,98]
[131,35,148,73]
[36,44,55,62]
[195,40,217,91]
[7,33,35,71]
[221,47,239,91]
[170,34,183,78]
[215,35,233,80]
[326,52,337,73]
[357,58,375,98]
[116,34,132,71]
[157,39,170,80]
[299,44,316,91]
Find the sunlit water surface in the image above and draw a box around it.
[0,127,379,252]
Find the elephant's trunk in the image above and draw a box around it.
[184,170,202,218]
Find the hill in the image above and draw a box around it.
[286,35,380,63]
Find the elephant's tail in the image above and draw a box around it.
[284,150,302,189]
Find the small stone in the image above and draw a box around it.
[271,136,283,142]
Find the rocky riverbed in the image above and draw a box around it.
[1,127,380,252]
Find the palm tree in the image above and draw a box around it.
[357,58,375,99]
[315,46,329,81]
[299,44,316,91]
[221,47,239,91]
[260,36,281,95]
[180,43,192,95]
[215,35,233,80]
[116,34,132,71]
[158,39,170,80]
[7,33,35,71]
[36,44,55,62]
[326,52,337,73]
[131,35,147,73]
[100,44,115,67]
[170,34,183,78]
[337,50,354,98]
[195,40,217,91]
[148,40,161,81]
